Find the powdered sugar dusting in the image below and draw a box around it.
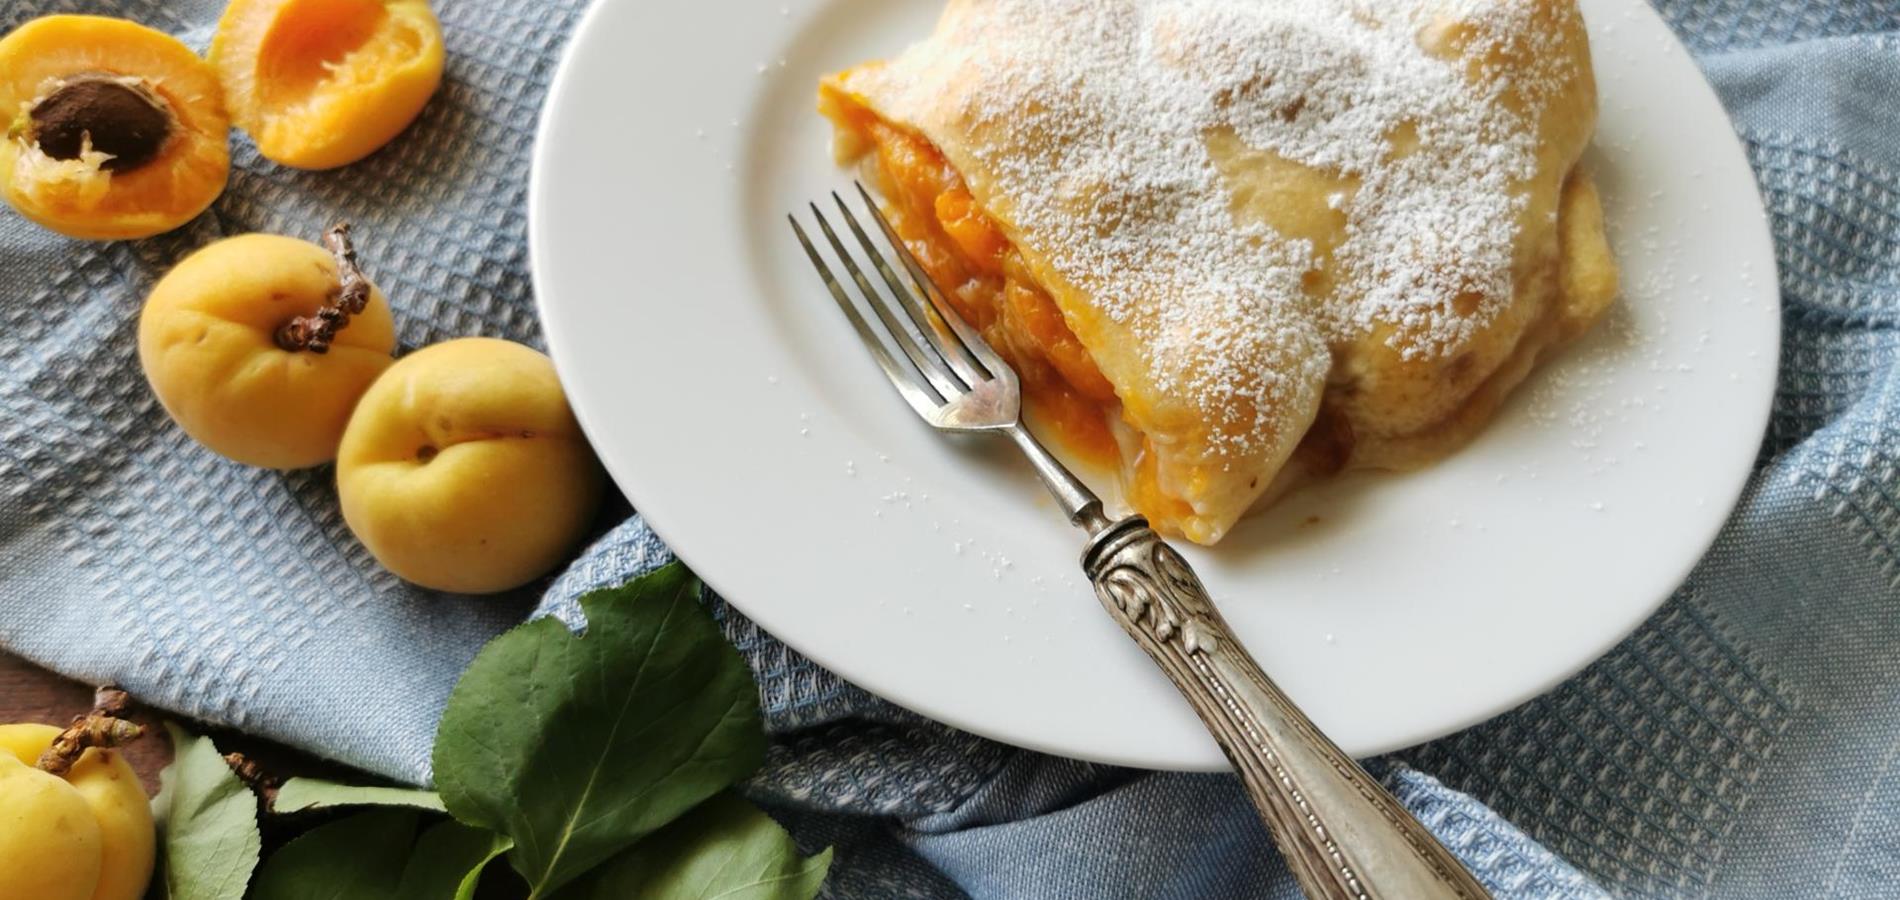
[1195,0,1557,352]
[845,0,1567,468]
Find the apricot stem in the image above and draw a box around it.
[274,222,373,354]
[36,686,143,776]
[92,684,130,715]
[221,751,282,798]
[221,751,287,813]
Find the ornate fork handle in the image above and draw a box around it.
[790,195,1490,899]
[1083,515,1491,900]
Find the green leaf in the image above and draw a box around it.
[149,724,262,900]
[395,822,514,900]
[555,793,831,900]
[274,778,446,814]
[250,809,417,900]
[433,563,766,899]
[247,811,511,900]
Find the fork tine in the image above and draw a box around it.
[853,182,1009,379]
[831,191,988,387]
[789,215,944,419]
[808,204,970,401]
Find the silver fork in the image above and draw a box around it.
[790,186,1494,900]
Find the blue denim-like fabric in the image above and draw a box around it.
[2,1,1895,897]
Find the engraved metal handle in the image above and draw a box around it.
[1082,514,1493,900]
[995,423,1490,898]
[790,188,1491,898]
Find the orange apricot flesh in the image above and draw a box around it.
[0,15,229,240]
[211,0,444,169]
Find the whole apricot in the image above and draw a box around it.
[0,723,154,900]
[211,0,445,169]
[0,756,101,900]
[139,230,397,469]
[337,338,604,593]
[0,15,230,240]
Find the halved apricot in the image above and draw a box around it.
[0,16,230,240]
[211,0,444,169]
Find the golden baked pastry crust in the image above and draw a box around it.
[823,0,1618,544]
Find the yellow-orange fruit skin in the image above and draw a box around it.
[0,15,230,240]
[139,233,397,469]
[337,338,604,594]
[211,0,445,170]
[0,724,154,900]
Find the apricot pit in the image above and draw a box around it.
[0,15,230,239]
[28,77,172,172]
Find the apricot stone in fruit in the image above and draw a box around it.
[139,233,397,469]
[0,16,230,240]
[337,338,604,594]
[212,0,445,169]
[30,78,172,173]
[0,723,154,900]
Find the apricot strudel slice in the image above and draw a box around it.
[820,0,1618,545]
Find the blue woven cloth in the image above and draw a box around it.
[2,1,1896,897]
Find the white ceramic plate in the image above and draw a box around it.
[531,0,1779,769]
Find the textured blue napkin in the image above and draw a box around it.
[3,1,1896,897]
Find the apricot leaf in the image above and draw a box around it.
[395,821,514,900]
[251,809,417,900]
[274,777,446,813]
[248,811,509,900]
[150,724,263,900]
[554,792,831,900]
[433,563,767,899]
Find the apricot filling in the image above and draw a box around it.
[830,108,1247,527]
[0,16,229,240]
[832,105,1396,531]
[212,0,444,169]
[840,114,1123,468]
